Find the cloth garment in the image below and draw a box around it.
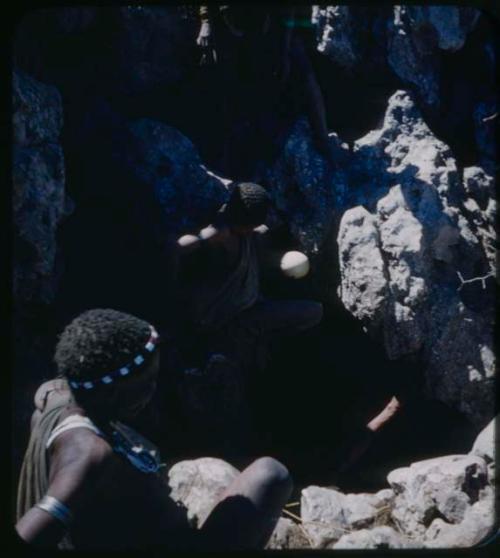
[190,234,260,328]
[16,392,74,548]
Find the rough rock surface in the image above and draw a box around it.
[423,485,496,548]
[333,525,416,549]
[12,70,72,304]
[167,457,239,528]
[388,6,479,107]
[339,91,495,426]
[114,118,229,235]
[312,5,390,74]
[266,518,311,549]
[264,119,350,254]
[387,454,489,538]
[313,5,481,108]
[300,485,396,548]
[470,416,497,484]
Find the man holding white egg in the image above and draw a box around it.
[176,182,323,354]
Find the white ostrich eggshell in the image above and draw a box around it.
[280,251,310,279]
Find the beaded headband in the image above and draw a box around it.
[68,326,160,390]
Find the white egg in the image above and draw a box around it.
[280,251,310,279]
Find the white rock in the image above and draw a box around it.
[167,457,239,528]
[266,517,311,549]
[388,455,489,537]
[424,485,496,548]
[300,486,393,548]
[337,206,387,324]
[334,526,417,549]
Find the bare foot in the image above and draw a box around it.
[367,396,401,432]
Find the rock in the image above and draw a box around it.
[337,206,387,326]
[264,119,350,254]
[312,6,360,69]
[404,6,480,52]
[12,70,63,147]
[115,6,195,95]
[167,457,239,528]
[424,485,496,548]
[470,416,497,483]
[266,518,311,549]
[12,71,72,304]
[388,6,480,107]
[312,5,395,74]
[264,89,494,426]
[387,455,489,538]
[334,526,417,549]
[461,167,497,275]
[300,486,394,548]
[425,304,496,427]
[334,90,495,426]
[473,98,498,173]
[115,118,229,235]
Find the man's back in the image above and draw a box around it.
[19,402,190,550]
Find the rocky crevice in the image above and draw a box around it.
[12,4,497,547]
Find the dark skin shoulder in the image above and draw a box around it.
[16,425,113,546]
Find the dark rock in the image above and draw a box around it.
[12,71,72,304]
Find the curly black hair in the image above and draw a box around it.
[54,309,152,382]
[223,182,270,227]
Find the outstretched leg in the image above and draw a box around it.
[200,457,293,550]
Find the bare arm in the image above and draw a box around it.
[176,224,227,255]
[16,431,112,546]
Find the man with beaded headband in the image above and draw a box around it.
[16,308,292,550]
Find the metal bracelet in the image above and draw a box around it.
[35,495,73,527]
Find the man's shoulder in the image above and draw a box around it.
[51,426,114,472]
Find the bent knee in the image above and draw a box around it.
[251,457,293,490]
[303,301,323,329]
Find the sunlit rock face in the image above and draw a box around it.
[265,90,495,428]
[313,5,481,108]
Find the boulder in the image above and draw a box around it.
[388,6,480,107]
[300,485,395,548]
[470,416,497,483]
[334,90,495,426]
[334,526,417,549]
[12,70,72,304]
[424,485,496,548]
[114,118,229,235]
[387,454,489,537]
[12,70,63,147]
[264,119,350,254]
[167,457,239,528]
[312,6,361,69]
[266,517,311,549]
[313,6,480,108]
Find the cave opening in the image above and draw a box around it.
[12,6,484,497]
